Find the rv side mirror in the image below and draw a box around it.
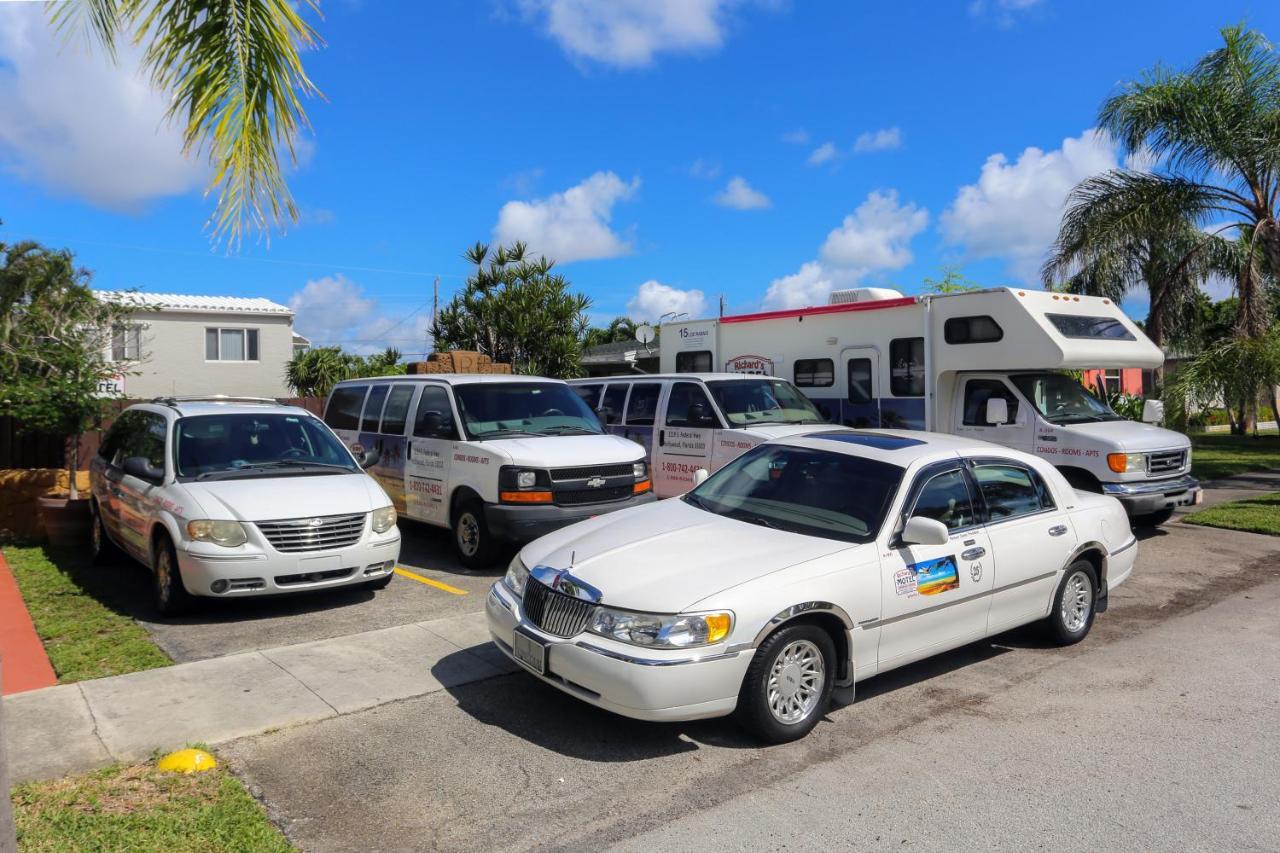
[693,468,710,487]
[985,397,1010,426]
[122,456,164,483]
[901,516,950,546]
[1141,399,1164,424]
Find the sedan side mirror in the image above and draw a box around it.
[356,445,382,470]
[122,456,164,483]
[693,468,710,487]
[1141,399,1164,424]
[985,397,1010,426]
[902,515,950,546]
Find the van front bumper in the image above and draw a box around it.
[1102,474,1201,516]
[484,491,657,543]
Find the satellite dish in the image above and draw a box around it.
[635,324,656,345]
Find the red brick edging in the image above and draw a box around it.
[0,550,57,695]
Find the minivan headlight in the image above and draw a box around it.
[371,505,397,533]
[186,519,247,547]
[589,607,733,648]
[503,555,529,596]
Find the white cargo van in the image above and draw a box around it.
[324,375,653,567]
[568,374,843,497]
[658,287,1200,523]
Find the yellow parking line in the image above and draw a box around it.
[395,567,468,595]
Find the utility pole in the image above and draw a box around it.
[719,294,725,317]
[429,276,439,358]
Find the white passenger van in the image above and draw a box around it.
[568,374,843,497]
[658,287,1200,523]
[323,375,653,567]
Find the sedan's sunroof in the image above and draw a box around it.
[807,430,925,450]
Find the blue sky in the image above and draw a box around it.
[1,0,1277,355]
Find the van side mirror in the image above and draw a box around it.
[901,516,950,546]
[1141,399,1164,424]
[687,401,713,426]
[122,456,164,483]
[985,397,1010,426]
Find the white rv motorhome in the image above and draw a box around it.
[659,286,1200,523]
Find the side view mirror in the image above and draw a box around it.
[596,406,615,426]
[1141,399,1164,424]
[122,456,164,483]
[357,446,382,470]
[985,397,1010,426]
[692,468,710,487]
[418,411,450,438]
[901,515,950,546]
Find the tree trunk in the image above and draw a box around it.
[1270,386,1279,434]
[67,433,80,501]
[1237,225,1273,339]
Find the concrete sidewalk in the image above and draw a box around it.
[2,609,514,784]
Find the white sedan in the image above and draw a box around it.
[487,430,1136,742]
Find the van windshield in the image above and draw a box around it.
[452,382,604,439]
[175,414,359,480]
[705,379,826,427]
[1009,373,1123,425]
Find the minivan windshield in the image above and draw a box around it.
[684,444,902,543]
[175,414,359,480]
[705,378,826,427]
[1010,372,1123,425]
[452,382,604,439]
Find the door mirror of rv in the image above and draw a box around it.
[901,516,950,547]
[693,468,710,487]
[985,397,1010,426]
[1141,399,1164,425]
[122,456,164,483]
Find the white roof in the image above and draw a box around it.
[778,428,1027,468]
[131,399,312,418]
[569,373,779,383]
[96,291,292,316]
[333,374,562,387]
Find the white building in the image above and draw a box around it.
[96,292,306,399]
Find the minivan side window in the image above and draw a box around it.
[794,358,834,387]
[380,385,415,435]
[624,383,662,425]
[98,412,136,463]
[325,385,367,431]
[847,358,873,403]
[574,384,603,410]
[111,410,166,469]
[361,385,390,432]
[599,384,628,425]
[889,337,925,397]
[676,350,712,372]
[413,385,457,439]
[665,382,718,427]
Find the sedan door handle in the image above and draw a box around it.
[961,547,986,561]
[1048,524,1068,537]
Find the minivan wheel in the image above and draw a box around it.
[452,500,499,570]
[90,503,120,564]
[1043,560,1097,645]
[153,534,194,616]
[735,624,835,744]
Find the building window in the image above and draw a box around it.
[944,315,1003,344]
[676,350,712,372]
[205,327,260,361]
[1103,369,1122,395]
[110,325,142,361]
[794,358,834,387]
[889,337,925,397]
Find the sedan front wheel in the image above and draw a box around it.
[1043,560,1098,645]
[735,624,835,743]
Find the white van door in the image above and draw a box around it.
[840,346,881,428]
[405,383,456,526]
[654,380,717,497]
[952,376,1032,452]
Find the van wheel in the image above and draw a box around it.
[153,533,194,617]
[90,503,120,564]
[452,500,499,570]
[1042,560,1097,645]
[734,624,835,744]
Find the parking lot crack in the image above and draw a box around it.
[257,651,341,717]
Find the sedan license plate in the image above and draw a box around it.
[512,628,548,675]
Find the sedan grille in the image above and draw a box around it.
[549,463,635,482]
[1148,450,1186,475]
[522,578,595,638]
[256,513,366,553]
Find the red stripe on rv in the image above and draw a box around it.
[718,296,918,324]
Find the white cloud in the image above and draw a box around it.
[0,3,205,210]
[807,141,839,166]
[764,190,928,309]
[853,127,902,153]
[289,274,433,356]
[626,280,709,321]
[689,158,721,180]
[940,128,1120,283]
[517,0,738,68]
[713,176,771,210]
[968,0,1043,25]
[493,171,640,263]
[782,129,810,145]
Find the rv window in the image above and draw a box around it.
[665,382,719,428]
[325,385,367,431]
[847,358,873,404]
[962,379,1020,426]
[889,338,925,397]
[380,385,415,435]
[945,315,1004,344]
[676,350,712,372]
[624,383,662,426]
[599,384,628,425]
[413,385,457,439]
[361,385,390,432]
[1046,313,1136,341]
[573,384,603,410]
[794,358,834,388]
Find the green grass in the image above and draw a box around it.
[1190,433,1280,481]
[3,546,171,683]
[11,758,293,852]
[1182,491,1280,537]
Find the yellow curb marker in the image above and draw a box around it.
[395,566,468,595]
[157,748,217,773]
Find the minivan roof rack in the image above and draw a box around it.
[150,395,282,407]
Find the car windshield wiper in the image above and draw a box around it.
[730,511,782,531]
[271,459,357,472]
[538,425,602,435]
[472,428,543,439]
[194,460,354,480]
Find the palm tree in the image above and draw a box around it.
[53,0,322,246]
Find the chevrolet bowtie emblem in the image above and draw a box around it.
[586,476,607,488]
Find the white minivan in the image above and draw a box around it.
[568,373,844,497]
[323,375,654,567]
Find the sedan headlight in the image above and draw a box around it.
[1107,452,1146,474]
[186,519,247,548]
[589,607,733,649]
[371,505,397,533]
[503,555,530,596]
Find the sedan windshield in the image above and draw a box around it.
[684,444,903,543]
[1010,372,1122,425]
[175,414,359,479]
[452,382,604,439]
[705,379,827,427]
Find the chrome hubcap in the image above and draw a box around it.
[1061,570,1092,633]
[457,513,480,557]
[767,639,824,724]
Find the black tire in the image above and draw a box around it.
[363,572,394,591]
[1042,560,1098,646]
[1133,507,1176,528]
[90,502,121,565]
[153,533,194,616]
[734,624,835,744]
[452,499,500,570]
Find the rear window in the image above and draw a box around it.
[1046,313,1135,341]
[325,385,367,431]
